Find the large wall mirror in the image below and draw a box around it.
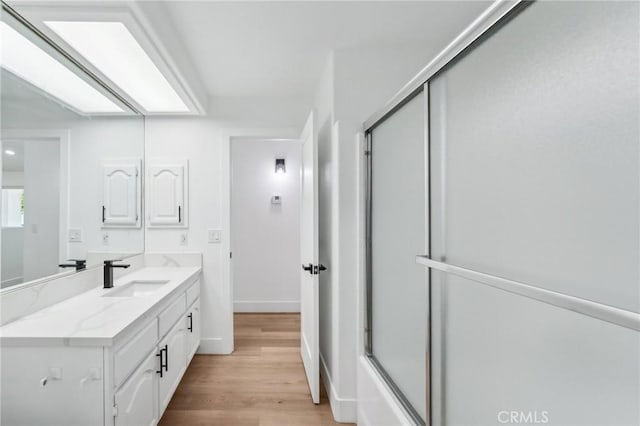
[0,7,144,289]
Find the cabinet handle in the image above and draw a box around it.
[188,313,193,332]
[164,344,169,372]
[102,206,106,223]
[156,348,164,377]
[156,345,168,377]
[178,206,182,223]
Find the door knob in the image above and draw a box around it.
[302,263,313,274]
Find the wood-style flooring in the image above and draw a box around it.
[159,313,349,426]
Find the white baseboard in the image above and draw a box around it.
[320,353,357,423]
[234,300,300,313]
[197,337,231,354]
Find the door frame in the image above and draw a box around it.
[1,128,70,289]
[229,135,301,314]
[220,127,300,354]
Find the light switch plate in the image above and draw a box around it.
[68,229,82,242]
[208,229,222,244]
[49,367,62,380]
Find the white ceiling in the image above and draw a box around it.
[6,0,492,108]
[161,1,491,98]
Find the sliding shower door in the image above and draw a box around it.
[368,91,428,424]
[429,1,639,425]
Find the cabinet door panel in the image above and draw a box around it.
[148,162,186,226]
[114,350,158,426]
[158,318,187,414]
[103,162,140,227]
[186,298,200,360]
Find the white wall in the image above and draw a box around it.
[66,118,144,259]
[145,95,307,354]
[333,46,436,123]
[2,172,24,187]
[231,139,301,312]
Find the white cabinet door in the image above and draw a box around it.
[157,318,187,415]
[186,298,200,360]
[148,161,187,227]
[114,350,158,426]
[103,162,140,227]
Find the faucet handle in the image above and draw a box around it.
[59,259,87,271]
[104,260,130,269]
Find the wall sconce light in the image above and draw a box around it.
[275,158,286,174]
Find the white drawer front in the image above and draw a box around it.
[186,280,200,307]
[159,293,186,339]
[114,319,158,387]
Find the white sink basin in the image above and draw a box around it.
[103,280,169,298]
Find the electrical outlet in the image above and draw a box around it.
[102,233,109,245]
[68,229,82,243]
[180,233,188,246]
[208,229,221,244]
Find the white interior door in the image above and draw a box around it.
[299,111,320,404]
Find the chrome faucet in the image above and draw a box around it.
[103,260,130,289]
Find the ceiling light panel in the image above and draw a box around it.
[45,21,189,113]
[0,22,123,114]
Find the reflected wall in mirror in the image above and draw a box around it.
[0,10,144,289]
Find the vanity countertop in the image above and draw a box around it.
[0,266,201,347]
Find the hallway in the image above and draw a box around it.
[159,314,345,425]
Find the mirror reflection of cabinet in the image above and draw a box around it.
[147,160,188,227]
[102,160,141,228]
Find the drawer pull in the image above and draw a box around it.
[188,313,193,332]
[163,344,168,373]
[156,345,168,377]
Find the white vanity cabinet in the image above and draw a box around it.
[0,347,105,426]
[0,277,201,426]
[109,280,200,426]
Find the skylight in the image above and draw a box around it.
[0,22,123,114]
[45,21,189,113]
